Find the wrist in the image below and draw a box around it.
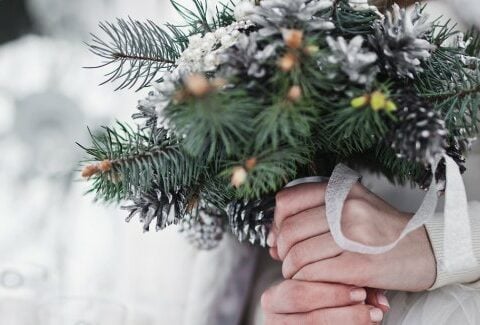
[425,210,480,290]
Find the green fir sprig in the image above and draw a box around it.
[78,0,480,247]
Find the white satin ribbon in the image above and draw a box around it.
[325,154,478,273]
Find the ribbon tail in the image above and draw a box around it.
[443,155,478,272]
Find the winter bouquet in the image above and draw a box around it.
[80,0,480,251]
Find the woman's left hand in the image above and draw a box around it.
[267,182,437,292]
[261,280,385,324]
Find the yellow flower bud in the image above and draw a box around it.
[385,100,397,112]
[351,95,369,109]
[304,45,320,56]
[370,91,387,111]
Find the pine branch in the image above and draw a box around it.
[319,106,391,155]
[465,28,480,57]
[222,146,312,200]
[331,0,378,36]
[79,123,206,202]
[164,87,258,160]
[88,18,185,91]
[171,0,236,32]
[86,1,235,91]
[110,53,175,65]
[415,46,480,136]
[254,92,317,150]
[425,84,480,101]
[314,85,395,156]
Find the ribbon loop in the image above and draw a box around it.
[325,155,477,272]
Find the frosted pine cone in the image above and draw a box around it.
[227,197,275,246]
[370,3,436,78]
[326,35,379,85]
[389,93,448,165]
[122,188,185,232]
[178,207,225,250]
[218,33,281,78]
[244,0,335,38]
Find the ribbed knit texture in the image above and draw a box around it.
[426,201,480,290]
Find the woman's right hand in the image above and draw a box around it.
[268,182,436,292]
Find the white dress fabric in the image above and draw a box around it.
[384,284,480,325]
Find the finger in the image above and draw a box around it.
[264,304,384,325]
[269,247,281,261]
[261,280,367,314]
[274,181,366,230]
[282,233,342,278]
[366,289,390,314]
[275,182,328,229]
[293,254,377,288]
[276,206,329,259]
[267,224,278,247]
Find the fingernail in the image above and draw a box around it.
[350,288,367,302]
[370,308,383,322]
[377,291,390,309]
[266,230,276,247]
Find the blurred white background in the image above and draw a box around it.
[0,0,205,324]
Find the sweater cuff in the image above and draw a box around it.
[425,202,480,290]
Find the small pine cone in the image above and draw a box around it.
[227,196,275,247]
[326,35,379,85]
[178,207,225,250]
[244,0,334,38]
[122,188,185,232]
[417,142,468,191]
[370,4,436,78]
[389,93,448,165]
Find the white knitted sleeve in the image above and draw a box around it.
[426,201,480,290]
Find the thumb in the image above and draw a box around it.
[366,288,390,314]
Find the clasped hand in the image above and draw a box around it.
[262,182,436,324]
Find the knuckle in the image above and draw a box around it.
[277,222,295,255]
[276,233,290,258]
[280,218,296,240]
[342,199,375,243]
[275,190,290,214]
[289,282,307,302]
[294,264,314,281]
[260,289,274,311]
[350,182,367,196]
[283,245,304,277]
